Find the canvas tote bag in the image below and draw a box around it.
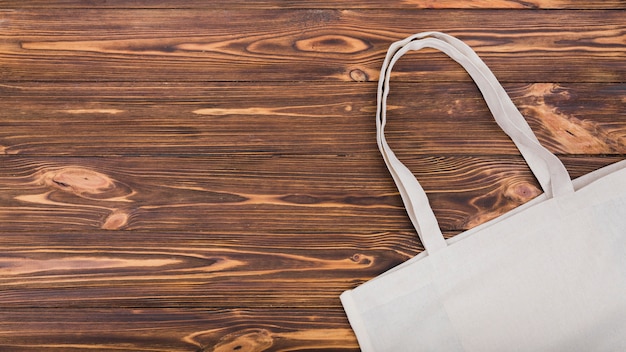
[340,32,626,351]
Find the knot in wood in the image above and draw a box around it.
[349,69,368,82]
[212,328,273,352]
[294,34,370,54]
[44,167,115,196]
[102,209,130,230]
[38,166,134,202]
[351,253,372,265]
[505,181,541,203]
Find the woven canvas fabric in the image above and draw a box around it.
[340,32,626,352]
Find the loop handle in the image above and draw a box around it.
[377,32,574,254]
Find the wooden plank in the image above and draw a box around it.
[0,10,623,83]
[1,82,624,156]
[387,82,626,155]
[1,155,621,235]
[0,154,499,235]
[2,0,624,9]
[0,308,359,351]
[0,231,412,308]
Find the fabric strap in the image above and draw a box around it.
[377,32,574,254]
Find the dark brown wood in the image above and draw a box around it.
[2,0,624,9]
[0,231,408,308]
[0,308,359,351]
[1,82,624,155]
[0,155,621,313]
[0,3,624,351]
[0,10,624,83]
[1,155,623,235]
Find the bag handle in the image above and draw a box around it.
[377,32,574,254]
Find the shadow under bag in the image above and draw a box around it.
[340,32,626,352]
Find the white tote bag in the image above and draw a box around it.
[341,32,626,352]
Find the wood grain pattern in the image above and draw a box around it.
[1,2,625,351]
[1,10,624,83]
[2,155,623,234]
[0,156,621,312]
[0,235,400,308]
[1,82,624,155]
[0,308,359,351]
[3,0,625,9]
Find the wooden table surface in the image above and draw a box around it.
[1,1,624,351]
